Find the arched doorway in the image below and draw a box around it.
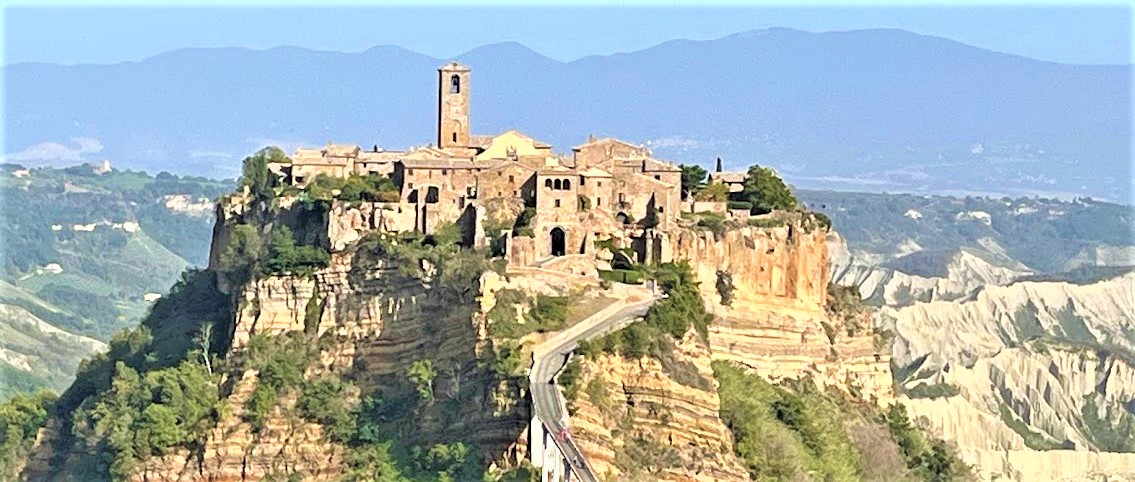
[550,227,566,257]
[615,212,629,225]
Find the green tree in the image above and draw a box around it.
[241,146,288,200]
[408,360,438,402]
[693,181,729,202]
[679,164,708,199]
[219,224,262,283]
[740,165,798,214]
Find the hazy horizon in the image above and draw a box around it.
[4,6,1131,66]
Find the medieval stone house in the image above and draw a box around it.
[269,62,683,262]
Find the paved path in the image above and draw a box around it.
[529,295,659,482]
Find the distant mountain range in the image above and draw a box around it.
[5,28,1131,201]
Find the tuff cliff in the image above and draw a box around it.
[673,224,892,403]
[16,194,900,481]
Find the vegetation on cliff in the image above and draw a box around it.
[577,261,713,390]
[714,361,971,481]
[0,390,56,480]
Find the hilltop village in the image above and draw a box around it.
[262,61,758,268]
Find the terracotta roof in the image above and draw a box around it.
[578,167,613,178]
[640,157,681,172]
[358,151,403,163]
[710,171,748,184]
[400,158,504,169]
[621,172,677,189]
[468,135,495,148]
[571,136,645,151]
[324,144,360,157]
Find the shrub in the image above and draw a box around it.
[727,200,752,211]
[298,378,354,443]
[746,217,785,228]
[695,212,727,235]
[578,195,592,211]
[714,361,861,481]
[715,270,734,306]
[694,182,729,202]
[261,225,330,276]
[905,382,961,399]
[598,269,644,285]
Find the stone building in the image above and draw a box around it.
[269,61,685,262]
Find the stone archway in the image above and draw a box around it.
[550,227,566,257]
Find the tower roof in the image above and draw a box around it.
[439,61,471,72]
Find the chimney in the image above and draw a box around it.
[715,157,723,172]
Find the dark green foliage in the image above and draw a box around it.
[56,269,231,420]
[218,224,262,284]
[1080,395,1135,452]
[512,207,537,238]
[584,263,714,390]
[746,217,785,228]
[885,404,971,480]
[0,390,56,479]
[261,225,330,276]
[303,173,400,204]
[486,290,571,338]
[906,383,961,400]
[995,402,1066,450]
[359,231,493,303]
[297,378,354,443]
[597,269,644,285]
[241,147,287,200]
[243,333,317,432]
[679,164,708,199]
[647,261,711,340]
[714,361,861,480]
[715,270,734,306]
[72,359,221,481]
[726,200,752,211]
[559,358,583,412]
[740,165,798,214]
[694,211,727,235]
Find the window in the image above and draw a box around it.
[563,179,571,190]
[294,175,305,184]
[597,197,602,206]
[442,169,448,176]
[409,183,414,189]
[580,176,585,186]
[452,132,457,143]
[450,74,460,93]
[654,175,660,180]
[554,179,562,190]
[598,181,603,187]
[408,169,415,175]
[555,199,561,208]
[545,179,553,188]
[508,175,514,183]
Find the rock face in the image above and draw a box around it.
[829,232,1030,306]
[670,224,893,403]
[883,272,1135,481]
[570,334,749,481]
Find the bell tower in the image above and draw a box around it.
[438,62,471,148]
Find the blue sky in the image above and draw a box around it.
[2,2,1131,66]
